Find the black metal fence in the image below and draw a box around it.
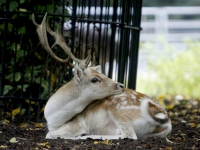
[0,0,142,122]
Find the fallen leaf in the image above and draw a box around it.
[10,137,18,143]
[40,107,45,114]
[26,128,33,130]
[0,145,7,148]
[25,99,36,104]
[12,108,20,116]
[18,123,29,128]
[5,112,11,116]
[35,123,44,128]
[29,121,44,128]
[37,142,50,149]
[196,124,200,128]
[86,147,93,150]
[188,122,196,127]
[191,109,198,113]
[181,110,187,115]
[165,146,172,150]
[166,137,174,143]
[166,104,174,110]
[94,139,112,145]
[189,116,195,120]
[3,119,10,124]
[94,141,99,144]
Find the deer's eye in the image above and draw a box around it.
[91,78,99,83]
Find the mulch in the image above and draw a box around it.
[0,99,200,150]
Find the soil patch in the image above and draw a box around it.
[0,100,200,150]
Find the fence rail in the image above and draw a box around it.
[140,7,200,42]
[0,0,142,122]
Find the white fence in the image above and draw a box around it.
[140,7,200,42]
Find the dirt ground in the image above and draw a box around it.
[0,99,200,150]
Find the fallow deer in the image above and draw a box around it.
[46,88,172,140]
[32,13,124,132]
[33,13,171,140]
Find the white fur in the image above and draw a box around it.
[45,89,172,140]
[44,65,124,132]
[155,113,166,119]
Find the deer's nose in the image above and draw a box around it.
[117,83,124,89]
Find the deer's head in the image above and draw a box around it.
[32,13,124,100]
[73,65,124,100]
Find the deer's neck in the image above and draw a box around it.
[45,78,92,131]
[63,78,89,101]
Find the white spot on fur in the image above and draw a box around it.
[116,104,120,109]
[106,101,112,105]
[131,91,138,95]
[120,105,140,110]
[130,94,136,100]
[112,98,118,104]
[120,97,126,101]
[155,113,166,119]
[121,101,127,105]
[119,93,127,97]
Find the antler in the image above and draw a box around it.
[32,13,92,69]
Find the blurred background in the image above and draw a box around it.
[137,0,200,99]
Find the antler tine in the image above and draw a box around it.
[85,49,92,66]
[32,13,91,69]
[32,13,70,63]
[90,52,96,67]
[46,20,93,69]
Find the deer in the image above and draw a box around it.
[32,13,124,132]
[32,13,172,140]
[45,88,172,140]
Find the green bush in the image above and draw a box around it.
[137,39,200,98]
[0,0,69,99]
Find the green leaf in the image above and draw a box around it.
[0,24,4,30]
[20,0,25,4]
[0,0,6,5]
[8,23,13,31]
[18,26,26,34]
[17,49,27,57]
[15,72,21,82]
[5,73,13,81]
[46,4,54,13]
[35,65,41,69]
[35,5,44,12]
[35,77,41,84]
[17,84,29,92]
[9,1,18,12]
[10,137,18,143]
[3,85,12,95]
[12,14,17,19]
[20,108,26,115]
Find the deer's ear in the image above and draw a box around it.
[93,65,102,73]
[74,66,84,82]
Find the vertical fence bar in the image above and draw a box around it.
[108,0,118,79]
[117,0,126,84]
[0,1,9,97]
[0,0,142,122]
[69,0,78,79]
[128,0,142,89]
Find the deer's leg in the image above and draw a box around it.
[115,122,138,139]
[108,110,138,139]
[75,122,137,140]
[45,119,87,139]
[76,135,130,140]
